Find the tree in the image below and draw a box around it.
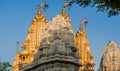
[71,0,120,17]
[0,62,11,71]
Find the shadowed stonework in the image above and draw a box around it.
[98,41,120,71]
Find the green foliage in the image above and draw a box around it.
[72,0,120,17]
[94,0,120,17]
[0,62,11,71]
[73,0,91,7]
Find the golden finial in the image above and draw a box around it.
[77,24,83,35]
[61,7,70,22]
[61,8,66,16]
[80,24,83,30]
[37,9,42,15]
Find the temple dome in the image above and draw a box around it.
[40,15,74,46]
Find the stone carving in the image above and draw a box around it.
[98,41,120,71]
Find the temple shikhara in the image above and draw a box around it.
[11,1,120,71]
[75,25,94,71]
[12,8,47,71]
[98,41,120,71]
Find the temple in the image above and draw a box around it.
[75,25,95,71]
[20,8,81,71]
[11,1,120,71]
[98,41,120,71]
[11,3,95,71]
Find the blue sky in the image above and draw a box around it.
[0,0,120,70]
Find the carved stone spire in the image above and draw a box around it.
[75,25,94,71]
[98,41,120,71]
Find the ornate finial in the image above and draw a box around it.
[61,8,66,15]
[80,24,83,30]
[61,8,71,23]
[37,9,42,15]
